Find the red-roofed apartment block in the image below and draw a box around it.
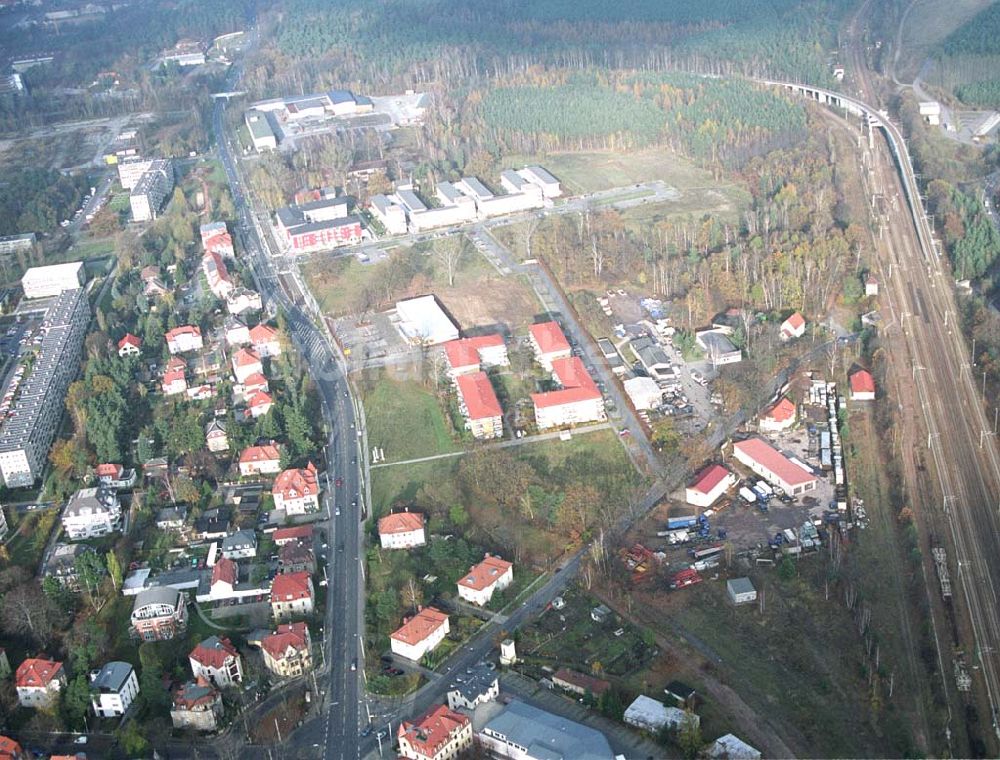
[759,396,797,433]
[685,464,737,508]
[390,607,449,662]
[443,334,508,377]
[15,658,66,709]
[780,311,806,340]
[528,321,571,370]
[378,511,427,550]
[270,572,314,620]
[272,463,320,515]
[456,555,513,606]
[732,437,818,495]
[455,371,503,439]
[849,369,875,401]
[397,704,473,760]
[531,356,606,430]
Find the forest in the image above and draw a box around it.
[0,169,88,236]
[940,2,1000,57]
[926,179,1000,282]
[953,80,1000,109]
[926,2,1000,97]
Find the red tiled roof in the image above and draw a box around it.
[260,622,308,659]
[165,325,201,342]
[733,437,817,488]
[166,356,187,372]
[0,736,23,760]
[763,397,796,423]
[553,668,611,696]
[783,312,805,331]
[273,525,313,543]
[118,333,141,350]
[162,369,186,386]
[273,463,318,500]
[239,444,281,464]
[443,335,504,369]
[378,512,425,536]
[689,464,732,495]
[242,372,269,389]
[249,323,278,343]
[531,356,601,409]
[529,321,570,355]
[398,704,469,758]
[190,636,239,669]
[95,463,123,478]
[172,677,220,710]
[248,390,273,409]
[459,555,512,592]
[271,571,312,602]
[233,348,261,367]
[15,658,63,689]
[212,558,237,587]
[455,371,502,420]
[391,607,448,645]
[850,369,875,394]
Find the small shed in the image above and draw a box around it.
[707,734,762,760]
[727,577,757,605]
[664,680,697,708]
[624,695,700,733]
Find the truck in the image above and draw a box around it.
[689,544,724,561]
[754,481,774,497]
[667,515,698,530]
[738,486,757,503]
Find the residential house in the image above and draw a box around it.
[456,555,513,606]
[226,288,262,316]
[397,705,473,760]
[205,419,229,452]
[189,636,243,688]
[278,539,316,574]
[455,371,503,440]
[15,658,66,709]
[238,444,282,477]
[528,321,571,370]
[270,571,314,620]
[446,664,499,711]
[390,607,449,661]
[273,463,320,515]
[202,251,234,300]
[201,222,235,257]
[130,587,188,641]
[195,507,231,540]
[162,366,188,396]
[849,368,876,401]
[165,325,203,354]
[623,695,698,734]
[89,661,139,718]
[95,463,136,489]
[117,333,141,357]
[443,334,508,377]
[225,317,251,347]
[155,505,188,531]
[780,312,806,340]
[552,668,610,698]
[207,557,238,600]
[232,348,263,384]
[0,736,23,760]
[378,511,426,550]
[707,734,761,760]
[260,622,312,678]
[247,390,274,418]
[62,487,121,540]
[249,323,281,357]
[171,678,224,732]
[221,530,257,560]
[236,372,270,401]
[759,396,797,433]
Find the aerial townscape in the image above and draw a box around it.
[1,1,1000,759]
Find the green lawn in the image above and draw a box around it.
[109,192,132,212]
[363,377,461,463]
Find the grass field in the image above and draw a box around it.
[109,192,131,212]
[897,0,995,79]
[362,376,461,463]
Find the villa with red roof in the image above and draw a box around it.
[685,463,737,508]
[271,572,314,620]
[210,557,238,599]
[117,333,141,357]
[15,658,66,709]
[0,736,24,760]
[455,371,503,439]
[849,368,875,401]
[759,396,797,433]
[528,321,572,370]
[732,437,818,496]
[189,636,243,688]
[780,311,806,340]
[272,463,320,515]
[378,511,426,550]
[443,334,508,377]
[273,525,313,546]
[171,677,224,732]
[391,607,450,661]
[261,622,312,678]
[456,555,513,606]
[531,356,606,430]
[238,444,282,477]
[202,251,234,300]
[397,704,473,760]
[162,366,187,396]
[232,348,263,384]
[165,325,203,354]
[249,323,282,357]
[236,371,269,400]
[247,390,274,419]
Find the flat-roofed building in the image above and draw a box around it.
[130,159,174,222]
[0,233,36,257]
[275,198,362,253]
[370,194,408,235]
[118,157,156,190]
[517,166,563,198]
[477,700,614,760]
[245,110,277,151]
[21,261,84,299]
[455,177,494,202]
[395,295,460,345]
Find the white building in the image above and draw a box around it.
[117,157,157,190]
[759,397,796,433]
[446,665,499,711]
[165,325,203,354]
[189,636,243,688]
[624,376,663,411]
[227,287,263,316]
[456,555,513,606]
[398,705,473,760]
[732,437,818,496]
[919,101,942,126]
[221,530,257,559]
[15,658,66,709]
[21,261,84,299]
[232,348,263,384]
[378,511,426,549]
[395,295,460,345]
[455,371,503,440]
[390,607,449,661]
[531,356,605,430]
[517,166,562,198]
[270,572,314,620]
[780,312,806,340]
[62,487,122,540]
[89,661,139,719]
[272,463,321,515]
[623,695,699,734]
[685,464,736,508]
[245,110,277,151]
[370,194,408,235]
[727,577,757,605]
[239,444,282,476]
[249,323,281,357]
[475,186,543,217]
[443,335,508,377]
[707,734,762,760]
[528,321,572,370]
[130,159,174,222]
[696,329,742,366]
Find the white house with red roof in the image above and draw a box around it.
[759,397,797,433]
[865,274,879,296]
[456,555,513,606]
[117,333,141,357]
[455,371,503,439]
[443,335,508,377]
[202,251,234,300]
[226,287,263,316]
[209,557,239,599]
[272,463,320,515]
[732,437,818,495]
[531,356,606,430]
[849,368,875,401]
[189,636,243,688]
[397,704,473,760]
[95,463,136,489]
[201,222,235,258]
[186,384,214,401]
[378,511,426,550]
[273,525,313,546]
[238,444,282,476]
[271,571,314,620]
[236,371,269,399]
[15,658,66,708]
[247,390,274,419]
[249,323,282,357]
[165,325,203,354]
[232,348,263,384]
[780,312,806,340]
[162,367,188,396]
[685,464,737,508]
[528,321,572,370]
[390,607,450,661]
[260,622,312,678]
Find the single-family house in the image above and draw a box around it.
[272,463,320,515]
[89,661,139,718]
[456,555,513,606]
[221,530,257,560]
[239,444,282,477]
[232,348,263,384]
[117,333,141,357]
[205,419,229,452]
[270,572,314,620]
[15,658,66,709]
[780,312,806,340]
[260,622,312,678]
[171,678,224,732]
[249,323,281,357]
[397,705,473,760]
[378,511,426,550]
[189,636,243,688]
[759,397,797,433]
[849,368,876,401]
[165,325,203,354]
[390,607,449,661]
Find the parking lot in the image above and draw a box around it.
[331,310,419,371]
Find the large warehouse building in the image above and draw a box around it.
[732,437,818,495]
[394,295,460,345]
[21,261,85,299]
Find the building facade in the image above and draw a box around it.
[378,512,426,550]
[130,159,174,222]
[89,661,139,718]
[61,487,121,540]
[130,587,188,641]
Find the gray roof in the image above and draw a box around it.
[156,505,187,524]
[501,170,527,190]
[133,585,184,611]
[45,542,94,573]
[727,577,756,595]
[631,336,670,369]
[64,487,118,518]
[448,664,497,703]
[523,165,559,185]
[458,177,493,200]
[481,700,614,760]
[90,661,134,693]
[222,529,256,550]
[697,330,739,356]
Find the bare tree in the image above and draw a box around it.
[1,583,58,647]
[434,236,465,287]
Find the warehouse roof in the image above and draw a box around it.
[480,700,614,760]
[732,437,817,488]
